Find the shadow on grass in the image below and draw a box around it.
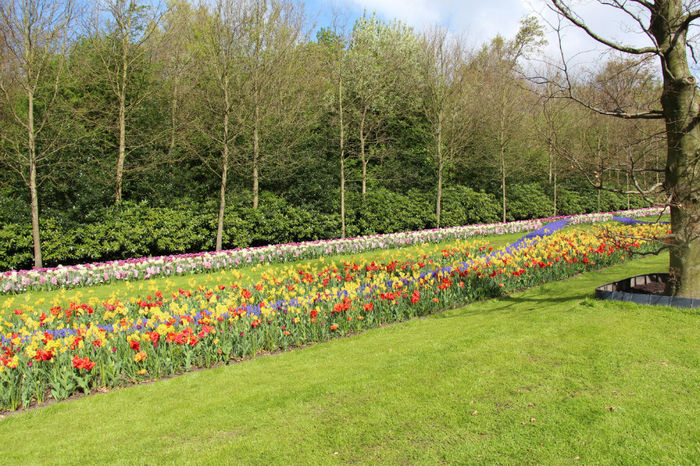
[434,287,700,321]
[431,293,585,319]
[496,293,586,305]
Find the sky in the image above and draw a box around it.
[302,0,669,74]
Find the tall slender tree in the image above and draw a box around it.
[238,0,307,209]
[473,17,545,222]
[88,0,162,204]
[346,14,420,204]
[420,27,471,227]
[317,24,349,237]
[0,0,75,268]
[158,0,196,160]
[193,0,246,250]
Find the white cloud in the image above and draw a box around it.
[345,0,529,45]
[330,0,672,74]
[525,0,659,73]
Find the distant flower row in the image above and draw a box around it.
[0,207,665,294]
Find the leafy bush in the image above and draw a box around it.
[349,188,435,235]
[0,187,28,226]
[556,187,589,215]
[0,223,33,270]
[440,186,500,226]
[556,186,651,215]
[0,194,344,271]
[0,185,651,271]
[506,183,553,221]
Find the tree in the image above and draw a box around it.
[346,14,419,204]
[237,0,307,209]
[193,0,247,250]
[158,0,196,160]
[472,17,545,222]
[538,57,665,214]
[537,80,574,215]
[419,27,472,228]
[0,0,75,268]
[88,0,163,204]
[548,0,699,298]
[317,25,349,237]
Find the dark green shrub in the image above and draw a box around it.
[555,187,588,215]
[440,186,500,226]
[506,183,552,221]
[350,188,434,235]
[0,223,33,270]
[0,186,652,272]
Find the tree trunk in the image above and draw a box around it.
[549,140,557,215]
[339,78,346,239]
[598,140,604,212]
[360,106,367,204]
[655,151,660,185]
[216,147,228,251]
[28,91,42,268]
[553,169,557,217]
[115,34,128,205]
[116,93,126,204]
[253,97,260,209]
[168,81,178,158]
[652,0,700,298]
[500,142,507,223]
[436,112,443,228]
[499,97,507,223]
[216,86,231,251]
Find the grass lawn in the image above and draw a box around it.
[0,252,697,464]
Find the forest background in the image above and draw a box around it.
[0,0,664,271]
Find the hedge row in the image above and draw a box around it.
[0,186,646,271]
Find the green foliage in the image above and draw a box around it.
[349,188,435,236]
[0,185,652,271]
[222,193,341,248]
[555,185,651,215]
[506,183,552,220]
[555,187,589,215]
[0,223,33,270]
[0,195,342,271]
[440,186,500,226]
[0,186,28,225]
[0,2,668,278]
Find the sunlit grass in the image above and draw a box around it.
[0,253,696,464]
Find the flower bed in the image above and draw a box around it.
[0,222,667,411]
[0,207,664,294]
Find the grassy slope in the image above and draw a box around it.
[0,253,697,464]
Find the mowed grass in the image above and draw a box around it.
[0,252,697,464]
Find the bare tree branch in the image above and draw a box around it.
[550,20,665,120]
[550,0,660,55]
